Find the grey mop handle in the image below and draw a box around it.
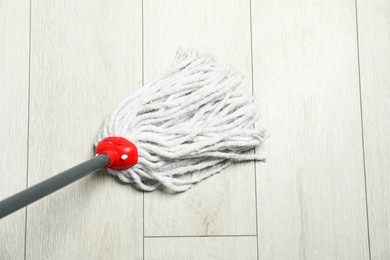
[0,154,109,219]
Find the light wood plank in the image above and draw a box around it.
[357,0,390,258]
[26,1,143,259]
[145,236,257,260]
[0,0,30,259]
[143,0,256,236]
[252,0,370,259]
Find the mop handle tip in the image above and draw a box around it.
[96,137,138,170]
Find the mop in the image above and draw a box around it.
[0,49,266,218]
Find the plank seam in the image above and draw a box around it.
[142,0,145,259]
[144,234,257,238]
[24,0,32,259]
[354,0,372,259]
[248,0,260,259]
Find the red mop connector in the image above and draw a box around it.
[96,137,138,170]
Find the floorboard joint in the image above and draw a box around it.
[24,0,33,259]
[248,0,260,259]
[354,0,372,259]
[144,234,257,239]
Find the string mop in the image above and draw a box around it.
[0,49,266,218]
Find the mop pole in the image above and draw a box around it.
[0,154,109,219]
[0,136,138,219]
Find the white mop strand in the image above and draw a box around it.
[96,49,266,192]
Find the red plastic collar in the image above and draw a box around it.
[96,137,138,170]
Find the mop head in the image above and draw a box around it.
[96,49,266,192]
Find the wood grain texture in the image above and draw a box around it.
[143,0,256,236]
[2,0,384,258]
[357,0,390,258]
[0,0,30,259]
[26,1,143,259]
[252,0,370,259]
[145,236,257,260]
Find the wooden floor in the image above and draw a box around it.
[1,0,389,259]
